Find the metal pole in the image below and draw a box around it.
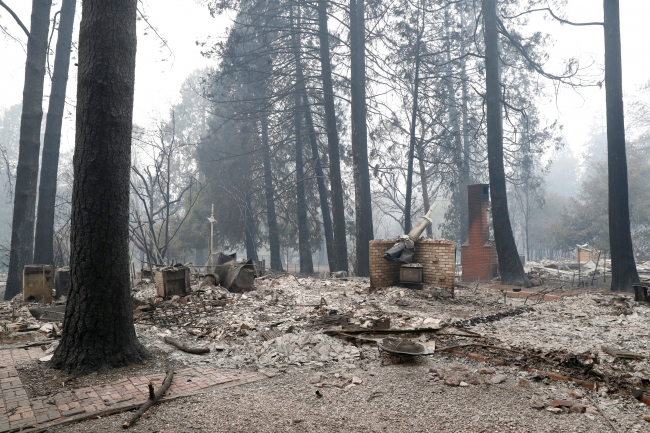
[207,204,216,257]
[577,246,581,287]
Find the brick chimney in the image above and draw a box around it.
[461,184,497,281]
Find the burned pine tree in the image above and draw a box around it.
[51,0,148,373]
[291,7,314,275]
[350,0,373,276]
[317,0,349,273]
[482,0,527,285]
[603,0,639,292]
[5,0,52,300]
[33,0,76,266]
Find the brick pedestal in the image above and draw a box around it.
[369,239,455,290]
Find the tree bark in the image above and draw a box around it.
[260,116,284,272]
[603,0,638,292]
[4,0,52,300]
[350,0,373,276]
[292,21,314,274]
[483,0,526,286]
[50,0,148,373]
[317,0,348,272]
[34,0,76,266]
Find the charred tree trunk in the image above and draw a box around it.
[350,0,373,276]
[292,9,335,272]
[458,6,471,245]
[445,9,466,245]
[459,57,471,245]
[415,137,432,238]
[50,0,148,373]
[317,0,348,272]
[34,0,76,266]
[292,9,313,275]
[603,0,638,292]
[294,89,314,275]
[483,0,526,286]
[404,22,422,235]
[302,93,336,272]
[261,117,284,272]
[4,0,52,300]
[244,194,259,262]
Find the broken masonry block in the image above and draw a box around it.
[155,266,190,299]
[633,283,650,303]
[55,267,70,298]
[23,264,53,303]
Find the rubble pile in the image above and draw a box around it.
[257,332,360,367]
[470,292,650,389]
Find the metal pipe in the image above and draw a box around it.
[407,206,436,239]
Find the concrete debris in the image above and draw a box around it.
[529,400,545,410]
[489,374,507,384]
[258,332,360,367]
[445,376,460,387]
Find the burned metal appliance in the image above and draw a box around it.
[216,259,256,293]
[399,263,423,289]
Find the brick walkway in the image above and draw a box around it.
[0,346,263,432]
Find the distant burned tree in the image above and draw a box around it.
[34,0,76,266]
[129,115,202,265]
[603,0,638,292]
[5,0,52,300]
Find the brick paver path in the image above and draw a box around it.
[0,346,262,432]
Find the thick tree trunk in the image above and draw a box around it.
[292,9,314,275]
[34,0,76,266]
[260,115,284,272]
[603,0,638,292]
[261,117,284,272]
[50,0,148,373]
[317,0,348,272]
[244,194,259,262]
[349,0,373,276]
[4,0,52,300]
[404,27,422,235]
[302,93,336,272]
[483,0,526,286]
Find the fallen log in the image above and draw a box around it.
[123,368,174,429]
[163,337,210,354]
